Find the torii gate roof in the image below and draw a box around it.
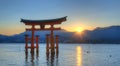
[21,16,67,25]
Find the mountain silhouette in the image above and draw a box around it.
[81,26,120,43]
[1,26,120,44]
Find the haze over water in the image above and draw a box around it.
[0,43,120,66]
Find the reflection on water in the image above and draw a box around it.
[76,46,82,66]
[25,50,39,66]
[46,51,59,66]
[25,50,59,66]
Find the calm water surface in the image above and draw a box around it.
[0,43,120,66]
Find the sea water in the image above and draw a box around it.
[0,43,120,66]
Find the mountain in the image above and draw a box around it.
[1,26,120,43]
[81,26,120,43]
[0,35,9,43]
[0,29,75,43]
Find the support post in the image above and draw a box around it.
[31,25,35,52]
[55,35,59,54]
[25,34,29,52]
[46,34,50,54]
[50,25,55,53]
[36,35,39,52]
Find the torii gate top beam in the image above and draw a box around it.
[20,16,67,31]
[21,16,67,25]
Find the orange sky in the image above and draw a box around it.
[0,23,94,36]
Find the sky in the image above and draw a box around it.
[0,0,120,35]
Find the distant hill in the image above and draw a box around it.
[1,26,120,44]
[0,29,75,43]
[81,26,120,43]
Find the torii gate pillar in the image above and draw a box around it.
[50,25,55,53]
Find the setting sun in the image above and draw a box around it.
[75,27,84,33]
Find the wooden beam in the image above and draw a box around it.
[26,28,61,31]
[24,22,62,25]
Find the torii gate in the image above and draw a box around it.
[21,16,67,54]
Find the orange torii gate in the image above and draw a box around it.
[21,16,67,54]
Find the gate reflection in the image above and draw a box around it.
[25,50,39,66]
[25,50,59,66]
[46,51,59,66]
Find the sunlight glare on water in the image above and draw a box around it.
[76,46,82,66]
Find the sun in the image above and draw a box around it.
[75,27,84,33]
